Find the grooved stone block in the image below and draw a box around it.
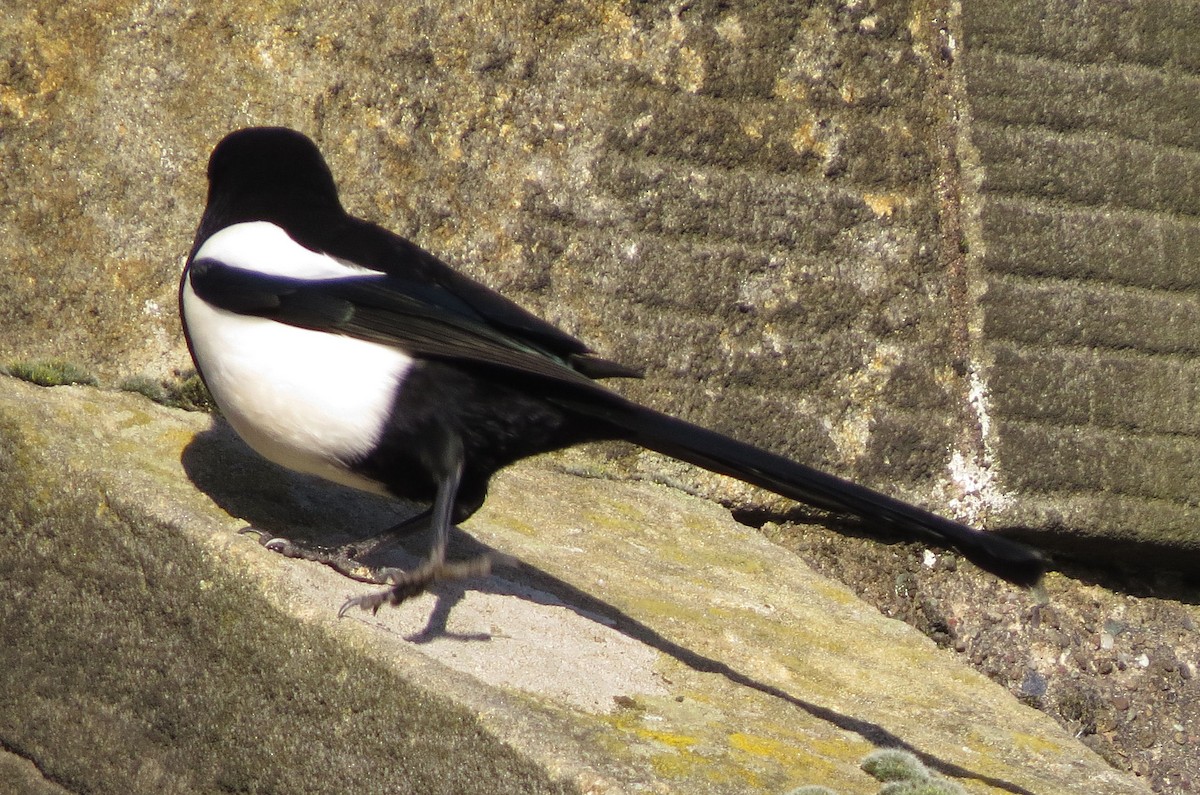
[961,0,1200,565]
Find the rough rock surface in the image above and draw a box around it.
[0,376,1149,794]
[2,1,1197,792]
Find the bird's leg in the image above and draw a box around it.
[240,509,433,584]
[339,435,492,615]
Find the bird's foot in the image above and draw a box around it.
[338,555,493,616]
[238,527,386,583]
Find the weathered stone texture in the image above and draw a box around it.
[0,375,1150,795]
[959,0,1200,563]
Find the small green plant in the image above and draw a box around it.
[861,749,965,795]
[4,359,97,387]
[118,374,168,403]
[783,749,968,795]
[119,370,215,412]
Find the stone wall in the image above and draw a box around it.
[960,0,1200,563]
[2,0,1197,567]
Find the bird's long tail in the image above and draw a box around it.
[588,398,1046,587]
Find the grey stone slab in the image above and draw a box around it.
[974,121,1200,215]
[993,417,1200,507]
[959,0,1200,568]
[982,275,1200,357]
[987,342,1200,437]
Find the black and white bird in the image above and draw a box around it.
[180,126,1044,612]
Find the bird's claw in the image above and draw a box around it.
[338,555,493,617]
[238,526,310,557]
[238,526,383,581]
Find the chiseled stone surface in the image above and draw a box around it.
[958,0,1200,567]
[0,376,1148,794]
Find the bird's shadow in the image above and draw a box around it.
[181,421,1036,795]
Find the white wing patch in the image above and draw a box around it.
[194,221,376,280]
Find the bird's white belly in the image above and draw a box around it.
[181,279,413,495]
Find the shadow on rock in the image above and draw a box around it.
[182,422,412,549]
[182,419,1035,795]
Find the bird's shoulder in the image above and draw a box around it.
[321,217,642,380]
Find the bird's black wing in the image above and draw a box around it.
[315,218,642,380]
[186,258,629,391]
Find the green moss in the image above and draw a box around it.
[4,359,97,387]
[117,374,168,402]
[119,370,215,412]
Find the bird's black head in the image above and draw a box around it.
[193,127,345,249]
[206,127,336,195]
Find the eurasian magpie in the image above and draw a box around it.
[180,127,1044,613]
